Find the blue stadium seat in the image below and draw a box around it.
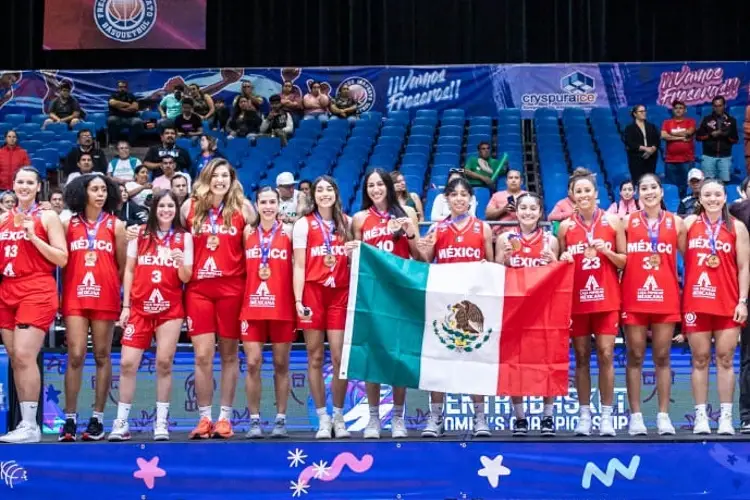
[46,122,69,135]
[360,111,383,121]
[4,114,25,126]
[415,109,438,120]
[439,125,463,137]
[534,108,558,120]
[469,116,492,127]
[410,125,435,137]
[412,117,438,128]
[442,109,465,120]
[380,126,406,138]
[408,134,433,146]
[440,116,465,128]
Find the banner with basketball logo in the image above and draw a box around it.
[43,0,207,50]
[340,244,574,397]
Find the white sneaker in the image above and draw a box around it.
[108,419,131,442]
[599,415,616,437]
[0,422,41,444]
[315,416,332,440]
[718,414,735,436]
[332,414,350,439]
[575,414,592,436]
[473,415,491,437]
[421,415,445,438]
[693,412,711,435]
[153,420,170,441]
[628,412,648,436]
[656,413,676,435]
[391,416,408,439]
[363,416,381,439]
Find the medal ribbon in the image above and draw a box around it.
[259,222,280,268]
[82,212,105,251]
[16,202,38,219]
[314,212,334,255]
[208,202,224,236]
[702,214,722,256]
[642,211,664,255]
[369,206,391,222]
[575,208,600,246]
[158,228,174,249]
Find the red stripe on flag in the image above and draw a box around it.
[497,262,574,397]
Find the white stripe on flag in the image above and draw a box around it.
[340,244,362,380]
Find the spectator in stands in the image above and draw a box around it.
[174,98,204,138]
[43,81,82,130]
[170,172,190,206]
[661,100,696,197]
[260,95,294,146]
[210,99,230,131]
[329,85,359,122]
[187,83,215,121]
[427,170,476,221]
[126,165,154,207]
[276,171,306,223]
[143,126,192,177]
[107,80,143,145]
[624,105,660,182]
[116,184,149,227]
[63,129,108,177]
[607,179,639,217]
[744,107,750,175]
[159,84,184,128]
[232,81,264,112]
[464,142,505,191]
[299,179,312,198]
[391,171,425,221]
[0,130,30,191]
[153,156,190,194]
[227,96,262,139]
[280,80,303,125]
[65,152,95,185]
[302,81,330,122]
[49,188,72,223]
[107,140,141,185]
[0,191,17,213]
[677,168,704,216]
[547,172,579,222]
[696,96,738,182]
[485,169,527,235]
[194,134,224,176]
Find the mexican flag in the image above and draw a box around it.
[340,243,574,397]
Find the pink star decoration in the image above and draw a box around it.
[133,456,167,489]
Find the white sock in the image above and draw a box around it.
[473,401,485,418]
[219,406,232,421]
[250,413,260,421]
[316,407,329,419]
[116,402,131,421]
[156,402,169,423]
[20,401,38,427]
[579,405,591,418]
[513,403,525,419]
[65,412,77,424]
[332,406,343,418]
[198,405,212,421]
[369,405,379,418]
[430,403,443,419]
[721,403,733,416]
[657,412,669,419]
[543,404,554,417]
[92,411,104,424]
[392,405,404,419]
[695,404,707,416]
[276,413,286,421]
[601,405,613,418]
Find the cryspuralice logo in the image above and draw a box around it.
[337,77,376,112]
[521,70,598,109]
[94,0,157,43]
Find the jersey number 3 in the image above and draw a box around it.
[151,270,162,283]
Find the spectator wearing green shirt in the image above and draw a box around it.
[159,85,185,128]
[464,142,505,192]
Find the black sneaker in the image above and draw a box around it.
[541,416,556,437]
[58,418,77,442]
[512,418,529,437]
[741,420,750,434]
[82,417,105,441]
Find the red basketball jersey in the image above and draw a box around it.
[434,216,486,264]
[241,224,295,321]
[304,214,350,288]
[505,229,549,268]
[621,211,680,314]
[360,209,410,259]
[186,200,245,281]
[130,228,187,316]
[564,210,621,314]
[0,210,56,280]
[63,213,121,313]
[683,216,739,317]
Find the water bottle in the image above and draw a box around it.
[0,383,5,412]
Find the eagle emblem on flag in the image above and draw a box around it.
[433,300,492,353]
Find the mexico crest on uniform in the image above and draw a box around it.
[432,300,492,353]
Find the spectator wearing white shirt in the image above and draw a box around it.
[429,170,478,221]
[107,140,141,185]
[126,164,153,207]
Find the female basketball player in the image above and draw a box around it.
[351,168,420,439]
[682,179,749,435]
[495,192,560,437]
[182,158,256,439]
[240,187,295,439]
[0,167,67,443]
[109,191,193,442]
[417,177,494,438]
[558,168,626,437]
[621,173,683,436]
[60,174,126,442]
[293,176,356,439]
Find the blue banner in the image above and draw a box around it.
[0,62,748,121]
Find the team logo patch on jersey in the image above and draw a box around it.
[94,0,157,43]
[684,312,697,326]
[241,320,248,334]
[433,300,492,353]
[123,323,135,341]
[337,76,376,112]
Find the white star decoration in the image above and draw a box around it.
[312,460,331,479]
[287,448,307,468]
[289,479,309,497]
[477,454,511,488]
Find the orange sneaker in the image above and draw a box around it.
[213,418,234,439]
[189,417,213,440]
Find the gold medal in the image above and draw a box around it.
[387,218,402,234]
[84,251,97,267]
[207,235,220,250]
[324,253,336,268]
[12,213,23,227]
[583,246,597,259]
[258,265,271,280]
[706,254,721,269]
[509,236,522,252]
[649,254,661,267]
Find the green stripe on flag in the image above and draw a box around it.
[342,243,429,388]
